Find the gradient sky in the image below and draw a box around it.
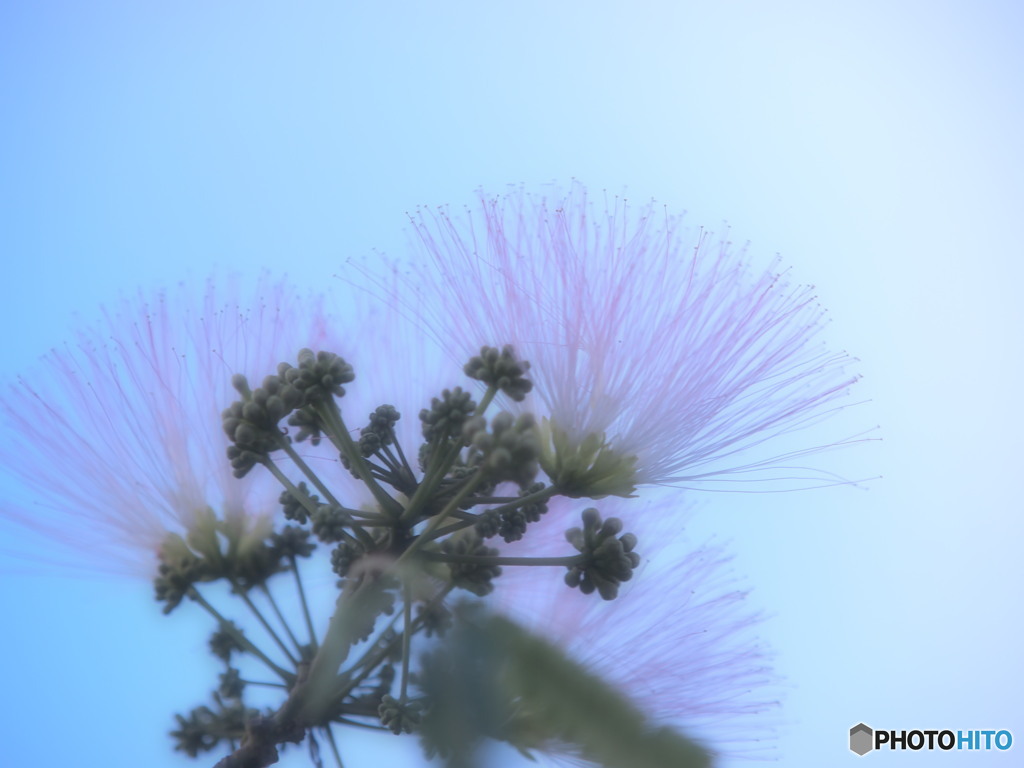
[1,1,1022,766]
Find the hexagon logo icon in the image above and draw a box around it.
[850,723,874,756]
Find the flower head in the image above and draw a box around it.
[365,183,861,497]
[0,275,339,576]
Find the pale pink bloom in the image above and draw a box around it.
[495,499,778,763]
[370,183,862,495]
[0,275,339,576]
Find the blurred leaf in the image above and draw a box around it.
[296,576,395,723]
[421,605,710,768]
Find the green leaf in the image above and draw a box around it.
[422,606,711,768]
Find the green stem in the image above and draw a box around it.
[420,517,478,540]
[421,551,584,568]
[488,483,558,515]
[334,583,453,704]
[324,725,345,768]
[315,400,403,518]
[331,717,390,732]
[232,581,299,667]
[279,439,342,508]
[475,384,498,415]
[460,494,520,504]
[389,426,415,481]
[378,442,401,473]
[422,483,558,543]
[262,459,371,549]
[396,472,485,567]
[290,555,319,653]
[399,438,464,525]
[260,583,304,655]
[188,587,293,682]
[400,583,412,703]
[372,446,400,476]
[261,460,320,519]
[241,679,289,689]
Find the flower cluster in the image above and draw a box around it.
[0,275,338,575]
[0,183,866,768]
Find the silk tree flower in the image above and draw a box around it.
[493,498,778,764]
[0,275,339,576]
[363,183,861,497]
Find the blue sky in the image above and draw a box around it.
[1,1,1022,766]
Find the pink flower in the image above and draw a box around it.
[494,499,778,763]
[368,183,861,497]
[0,275,338,576]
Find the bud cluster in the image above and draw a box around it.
[463,411,540,486]
[222,373,301,477]
[222,349,355,475]
[464,345,533,402]
[420,386,477,442]
[162,343,664,766]
[564,508,641,600]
